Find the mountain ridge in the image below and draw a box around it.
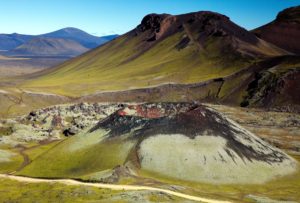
[0,28,118,51]
[7,37,88,57]
[41,27,118,49]
[0,33,33,51]
[253,5,300,54]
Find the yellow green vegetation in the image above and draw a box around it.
[218,72,252,100]
[18,131,137,178]
[25,140,62,161]
[0,148,23,173]
[1,122,299,202]
[23,32,251,97]
[0,86,69,118]
[0,140,61,174]
[0,178,115,203]
[0,178,185,203]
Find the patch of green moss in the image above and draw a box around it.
[0,149,23,174]
[18,132,136,178]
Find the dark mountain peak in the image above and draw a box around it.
[181,10,230,21]
[137,11,229,33]
[135,10,258,48]
[276,6,300,22]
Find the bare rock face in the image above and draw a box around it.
[63,127,77,137]
[138,14,169,32]
[90,103,297,184]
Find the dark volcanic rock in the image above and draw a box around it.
[241,62,300,110]
[29,111,37,117]
[138,14,169,32]
[63,128,77,137]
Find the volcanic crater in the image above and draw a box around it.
[88,103,297,184]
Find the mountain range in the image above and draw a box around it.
[7,37,89,57]
[0,28,118,57]
[0,33,33,51]
[41,27,118,49]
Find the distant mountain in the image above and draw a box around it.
[253,6,300,54]
[41,27,118,48]
[8,37,88,57]
[0,33,33,50]
[0,28,118,51]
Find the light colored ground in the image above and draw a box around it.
[0,55,29,60]
[206,104,300,154]
[139,134,297,184]
[0,149,16,162]
[0,66,41,77]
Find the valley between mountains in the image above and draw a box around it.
[0,5,300,203]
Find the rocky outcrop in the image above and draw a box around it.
[0,103,121,145]
[240,65,300,110]
[137,14,169,33]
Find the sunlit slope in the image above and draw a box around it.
[23,11,286,96]
[18,129,136,177]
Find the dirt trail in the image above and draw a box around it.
[0,174,231,203]
[15,145,30,172]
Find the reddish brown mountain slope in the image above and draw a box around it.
[131,11,286,59]
[253,6,300,54]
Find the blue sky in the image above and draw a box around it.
[0,0,299,36]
